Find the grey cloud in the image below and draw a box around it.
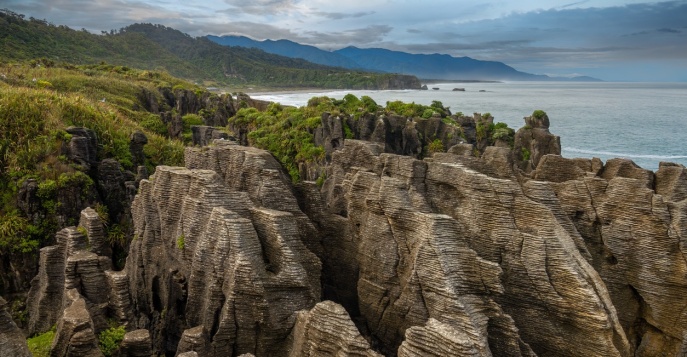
[402,39,533,53]
[300,25,393,48]
[220,0,295,15]
[312,11,375,20]
[657,28,681,33]
[407,29,422,34]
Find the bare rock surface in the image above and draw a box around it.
[126,142,322,355]
[288,301,382,357]
[0,296,31,357]
[119,329,152,357]
[50,289,104,357]
[533,157,687,355]
[319,139,632,356]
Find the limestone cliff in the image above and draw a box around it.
[18,112,687,357]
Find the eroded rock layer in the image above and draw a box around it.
[21,114,687,356]
[126,143,321,355]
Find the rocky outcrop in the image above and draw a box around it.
[125,141,322,355]
[50,289,104,357]
[0,296,31,357]
[66,127,99,172]
[513,112,561,173]
[530,157,687,355]
[21,109,687,357]
[288,301,381,357]
[26,207,137,355]
[191,125,230,147]
[119,329,152,357]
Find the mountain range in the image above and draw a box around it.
[0,10,419,89]
[208,35,601,82]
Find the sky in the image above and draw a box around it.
[2,0,687,81]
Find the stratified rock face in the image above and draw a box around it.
[532,157,687,356]
[50,289,104,357]
[0,296,31,357]
[26,207,136,356]
[288,301,382,357]
[120,329,152,357]
[66,127,98,171]
[27,227,86,335]
[319,139,633,356]
[126,142,322,356]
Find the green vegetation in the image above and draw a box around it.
[176,235,185,250]
[229,103,326,182]
[27,326,56,357]
[491,122,515,146]
[427,139,445,154]
[0,10,419,89]
[522,147,532,161]
[99,324,126,356]
[0,62,187,255]
[385,100,449,119]
[532,110,547,119]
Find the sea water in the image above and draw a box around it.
[249,82,687,171]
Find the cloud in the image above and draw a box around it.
[657,27,681,33]
[220,0,296,16]
[311,11,375,20]
[301,24,393,48]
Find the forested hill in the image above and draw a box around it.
[0,10,420,89]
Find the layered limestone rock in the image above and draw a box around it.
[0,296,31,357]
[530,156,687,356]
[26,206,137,356]
[23,113,687,356]
[50,289,104,357]
[126,142,322,355]
[317,139,633,356]
[288,301,382,357]
[120,329,152,356]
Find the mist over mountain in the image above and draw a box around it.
[208,35,601,82]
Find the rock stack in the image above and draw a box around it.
[14,114,687,356]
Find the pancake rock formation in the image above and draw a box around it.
[16,113,687,357]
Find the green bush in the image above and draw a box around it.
[99,325,126,356]
[427,139,445,154]
[27,326,56,357]
[532,110,546,119]
[491,122,515,146]
[182,114,204,130]
[140,114,168,136]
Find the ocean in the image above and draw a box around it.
[249,82,687,171]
